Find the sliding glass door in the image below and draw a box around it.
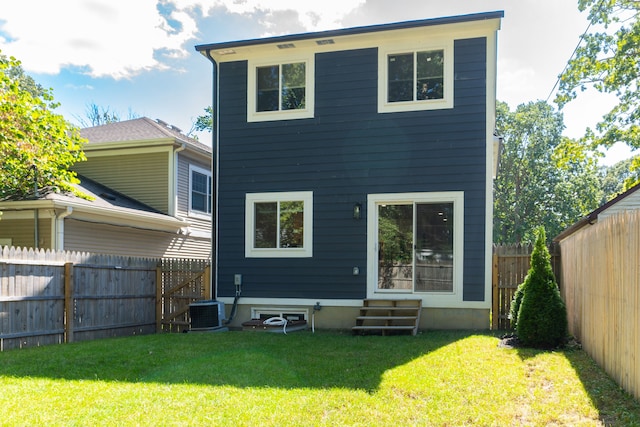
[376,201,454,293]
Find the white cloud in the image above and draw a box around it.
[497,58,539,107]
[178,0,367,33]
[0,0,365,79]
[0,0,198,79]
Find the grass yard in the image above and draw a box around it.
[0,330,639,426]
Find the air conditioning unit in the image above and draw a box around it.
[189,300,226,331]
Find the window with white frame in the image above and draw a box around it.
[189,165,212,216]
[378,41,453,113]
[245,191,313,257]
[368,192,464,298]
[247,57,314,122]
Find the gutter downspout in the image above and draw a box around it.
[172,143,187,217]
[204,48,219,302]
[55,207,73,251]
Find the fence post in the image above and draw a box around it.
[64,262,74,343]
[491,253,499,330]
[204,265,211,300]
[156,264,163,333]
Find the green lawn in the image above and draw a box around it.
[0,330,639,426]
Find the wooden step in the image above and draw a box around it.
[352,299,422,336]
[355,316,417,321]
[352,325,416,330]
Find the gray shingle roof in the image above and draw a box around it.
[80,117,211,154]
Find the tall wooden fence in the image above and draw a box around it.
[0,246,209,351]
[558,210,640,401]
[492,243,561,330]
[157,258,210,333]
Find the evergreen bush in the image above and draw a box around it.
[511,226,568,348]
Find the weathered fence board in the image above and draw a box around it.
[158,258,210,333]
[0,246,210,351]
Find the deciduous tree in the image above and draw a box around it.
[0,53,86,201]
[494,101,602,243]
[556,0,640,186]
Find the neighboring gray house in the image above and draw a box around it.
[555,182,640,242]
[0,117,212,259]
[196,12,503,329]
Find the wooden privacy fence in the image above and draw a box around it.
[157,258,210,333]
[558,210,640,401]
[492,243,561,330]
[0,246,209,351]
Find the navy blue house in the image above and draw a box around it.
[196,11,503,330]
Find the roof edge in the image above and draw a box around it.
[195,10,504,53]
[554,182,640,242]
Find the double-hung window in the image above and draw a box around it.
[245,191,313,257]
[247,56,314,122]
[379,41,453,113]
[189,165,212,216]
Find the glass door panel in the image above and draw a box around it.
[415,202,453,292]
[377,204,413,290]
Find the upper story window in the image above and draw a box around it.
[189,164,212,216]
[388,50,444,102]
[257,62,306,111]
[248,56,314,122]
[378,41,453,113]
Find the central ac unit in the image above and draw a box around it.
[189,300,226,331]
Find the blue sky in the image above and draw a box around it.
[0,0,636,165]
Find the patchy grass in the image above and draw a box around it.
[0,330,638,426]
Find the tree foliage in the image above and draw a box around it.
[512,226,568,348]
[601,155,640,201]
[557,0,640,151]
[0,53,87,201]
[494,100,602,243]
[192,106,213,133]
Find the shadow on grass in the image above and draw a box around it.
[564,347,640,426]
[502,334,640,426]
[0,329,470,392]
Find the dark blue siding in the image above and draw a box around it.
[217,37,487,301]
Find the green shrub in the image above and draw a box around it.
[512,226,568,348]
[509,282,525,329]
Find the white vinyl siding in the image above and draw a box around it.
[64,219,210,259]
[599,191,640,220]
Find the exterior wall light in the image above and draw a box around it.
[353,202,362,220]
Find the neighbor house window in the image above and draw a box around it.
[245,191,313,257]
[247,57,314,122]
[378,41,453,113]
[189,165,212,216]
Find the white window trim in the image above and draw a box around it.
[188,164,212,218]
[245,191,313,258]
[378,39,454,113]
[247,55,315,122]
[367,192,464,307]
[251,307,308,321]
